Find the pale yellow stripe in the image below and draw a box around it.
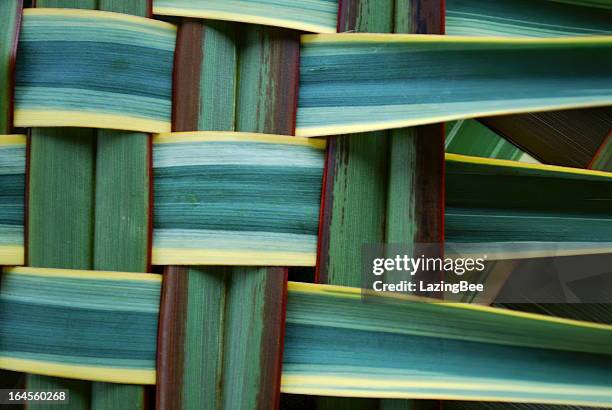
[0,246,24,265]
[15,110,171,134]
[281,386,609,408]
[3,266,161,282]
[288,281,361,299]
[25,8,177,32]
[454,246,612,261]
[153,7,335,34]
[152,248,316,266]
[0,357,155,385]
[301,33,612,44]
[286,282,612,331]
[281,374,612,397]
[154,131,326,149]
[447,153,612,178]
[0,135,26,146]
[295,100,612,137]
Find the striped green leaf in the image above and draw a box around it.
[93,2,153,407]
[443,121,532,304]
[282,282,612,406]
[14,8,176,133]
[27,126,97,409]
[296,35,612,137]
[0,267,160,385]
[445,120,536,162]
[446,0,612,37]
[315,2,414,409]
[446,153,612,258]
[445,0,612,170]
[152,131,325,266]
[0,135,25,265]
[153,0,338,33]
[491,132,612,327]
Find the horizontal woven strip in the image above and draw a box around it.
[0,134,25,265]
[444,1,612,171]
[153,0,338,33]
[446,153,612,258]
[296,34,612,137]
[446,0,612,37]
[282,282,612,405]
[0,267,161,384]
[152,132,325,266]
[14,8,176,133]
[6,272,610,404]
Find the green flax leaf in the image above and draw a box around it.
[0,267,160,384]
[446,0,612,37]
[296,35,612,137]
[153,0,339,33]
[152,132,325,266]
[282,282,612,406]
[446,153,612,258]
[14,9,176,133]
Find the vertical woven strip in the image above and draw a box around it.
[28,131,97,409]
[157,19,297,409]
[387,3,445,406]
[157,20,235,410]
[91,4,152,410]
[227,24,296,410]
[316,0,393,287]
[0,0,23,395]
[389,0,445,285]
[26,1,152,409]
[27,0,97,395]
[317,1,393,408]
[317,0,445,408]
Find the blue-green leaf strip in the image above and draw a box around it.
[446,0,612,37]
[14,9,176,133]
[152,132,326,266]
[0,267,161,384]
[282,282,612,406]
[445,153,612,259]
[296,34,612,137]
[153,0,338,33]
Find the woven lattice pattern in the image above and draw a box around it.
[0,1,611,409]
